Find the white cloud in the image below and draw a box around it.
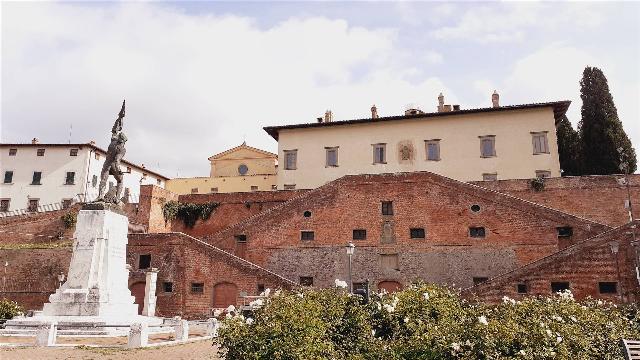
[430,3,605,43]
[1,2,452,177]
[424,51,444,65]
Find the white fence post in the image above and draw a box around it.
[207,318,219,337]
[35,321,57,347]
[174,319,189,341]
[127,323,148,348]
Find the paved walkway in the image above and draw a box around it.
[0,340,222,360]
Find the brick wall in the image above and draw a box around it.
[471,174,640,226]
[206,172,609,290]
[466,222,640,303]
[0,206,79,244]
[128,233,295,319]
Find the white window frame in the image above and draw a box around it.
[284,150,297,170]
[325,147,339,167]
[372,143,387,164]
[479,136,496,158]
[425,139,441,161]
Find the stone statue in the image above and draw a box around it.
[97,100,128,205]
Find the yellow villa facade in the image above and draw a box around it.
[165,143,277,194]
[264,93,569,190]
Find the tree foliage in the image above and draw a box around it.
[578,66,636,175]
[556,115,582,176]
[162,200,219,228]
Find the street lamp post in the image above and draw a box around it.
[345,242,355,293]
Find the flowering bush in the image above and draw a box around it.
[0,299,24,319]
[216,283,640,359]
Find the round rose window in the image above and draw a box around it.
[238,164,249,175]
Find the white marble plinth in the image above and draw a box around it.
[5,206,163,336]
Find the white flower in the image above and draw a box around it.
[213,309,223,317]
[225,313,232,319]
[246,318,254,325]
[556,336,563,343]
[451,342,461,352]
[297,293,304,298]
[551,315,564,322]
[261,288,271,297]
[403,317,409,323]
[558,289,574,300]
[597,300,604,306]
[371,330,376,337]
[334,279,348,289]
[518,350,526,355]
[546,329,552,337]
[478,316,488,325]
[423,292,430,301]
[570,316,577,323]
[375,302,382,310]
[249,299,264,307]
[383,304,395,313]
[225,305,236,313]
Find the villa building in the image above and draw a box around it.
[0,140,168,215]
[165,142,277,194]
[264,92,569,190]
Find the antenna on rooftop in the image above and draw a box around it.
[69,123,73,144]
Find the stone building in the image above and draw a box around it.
[165,142,278,194]
[264,93,569,190]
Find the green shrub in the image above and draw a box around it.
[162,200,219,228]
[0,299,24,319]
[217,284,640,360]
[61,211,77,229]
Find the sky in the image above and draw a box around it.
[2,1,639,178]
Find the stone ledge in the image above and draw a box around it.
[82,202,127,216]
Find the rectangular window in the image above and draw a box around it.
[69,148,79,156]
[425,140,441,161]
[599,282,617,294]
[556,226,573,238]
[3,171,13,184]
[284,150,297,170]
[326,147,339,167]
[126,166,132,173]
[191,188,198,194]
[479,136,496,157]
[251,186,259,192]
[373,143,386,164]
[517,283,528,294]
[353,229,367,240]
[300,277,313,286]
[138,254,151,269]
[469,227,486,238]
[37,148,45,156]
[28,199,39,212]
[8,148,17,156]
[32,171,42,185]
[482,173,498,181]
[410,228,426,239]
[95,152,100,160]
[235,235,247,243]
[191,282,204,293]
[381,254,399,271]
[382,201,393,216]
[257,284,265,293]
[284,184,296,190]
[532,132,549,154]
[271,185,277,190]
[301,231,315,241]
[551,281,570,293]
[0,199,10,212]
[65,172,75,185]
[92,175,98,188]
[163,282,173,293]
[210,187,218,193]
[536,170,551,179]
[62,199,72,209]
[156,179,162,185]
[473,277,488,285]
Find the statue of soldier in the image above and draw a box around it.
[97,100,128,205]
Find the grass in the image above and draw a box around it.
[0,240,72,250]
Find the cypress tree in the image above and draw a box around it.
[578,66,636,174]
[556,115,581,176]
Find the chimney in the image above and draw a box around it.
[31,137,39,144]
[453,105,460,111]
[442,104,452,112]
[371,105,379,119]
[324,110,333,123]
[492,90,500,108]
[317,117,323,123]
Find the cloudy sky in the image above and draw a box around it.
[2,1,639,178]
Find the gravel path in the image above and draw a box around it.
[0,339,223,360]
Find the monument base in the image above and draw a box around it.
[3,204,164,336]
[4,315,166,336]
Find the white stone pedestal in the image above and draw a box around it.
[5,204,163,336]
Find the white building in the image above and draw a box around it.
[0,141,168,215]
